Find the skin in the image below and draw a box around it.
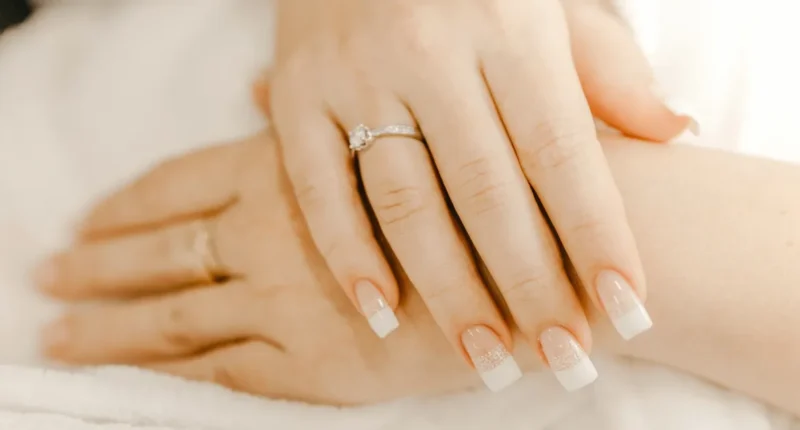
[267,0,693,365]
[40,131,800,416]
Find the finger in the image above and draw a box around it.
[80,140,246,239]
[565,1,698,141]
[481,1,653,341]
[404,62,596,390]
[39,218,229,299]
[41,281,265,364]
[270,79,400,338]
[336,94,519,391]
[143,340,292,401]
[252,70,273,118]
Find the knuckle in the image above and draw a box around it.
[518,119,594,172]
[157,305,195,351]
[318,237,348,265]
[501,268,555,307]
[371,184,429,226]
[453,156,512,216]
[568,212,615,247]
[292,177,330,214]
[387,8,452,66]
[418,265,480,308]
[400,29,440,61]
[419,278,460,306]
[570,213,607,237]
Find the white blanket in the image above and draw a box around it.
[0,1,797,428]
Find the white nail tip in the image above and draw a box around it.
[480,356,523,392]
[596,271,653,341]
[367,308,399,339]
[540,326,597,392]
[663,98,701,136]
[613,306,654,341]
[651,84,701,136]
[554,359,599,392]
[686,117,701,136]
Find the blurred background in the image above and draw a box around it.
[620,0,799,162]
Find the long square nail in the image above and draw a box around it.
[355,280,399,338]
[461,325,522,392]
[597,271,653,340]
[540,326,597,391]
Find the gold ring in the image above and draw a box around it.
[191,219,225,282]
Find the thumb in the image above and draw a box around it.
[565,2,699,142]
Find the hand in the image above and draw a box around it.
[264,0,687,391]
[39,132,522,405]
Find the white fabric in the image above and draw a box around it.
[618,0,800,163]
[0,1,797,428]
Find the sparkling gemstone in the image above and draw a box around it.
[348,124,373,150]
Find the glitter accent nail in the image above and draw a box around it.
[461,326,522,392]
[540,326,597,391]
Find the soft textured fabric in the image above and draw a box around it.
[0,1,797,428]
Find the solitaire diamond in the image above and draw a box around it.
[348,124,373,151]
[346,123,423,155]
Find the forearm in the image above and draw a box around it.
[383,134,800,409]
[590,136,800,415]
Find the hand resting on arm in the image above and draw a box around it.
[39,131,800,414]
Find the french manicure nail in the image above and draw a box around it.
[461,325,522,392]
[596,271,653,340]
[354,280,398,338]
[540,326,597,391]
[651,84,701,135]
[666,104,701,136]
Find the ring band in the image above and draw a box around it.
[348,124,423,154]
[191,220,225,282]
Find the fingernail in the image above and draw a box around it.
[461,325,522,392]
[683,116,700,136]
[42,319,70,353]
[651,84,701,136]
[354,280,398,338]
[33,258,58,291]
[540,326,597,391]
[669,108,700,136]
[596,271,653,340]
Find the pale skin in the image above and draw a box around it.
[39,131,800,415]
[267,0,694,366]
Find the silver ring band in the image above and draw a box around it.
[348,124,423,153]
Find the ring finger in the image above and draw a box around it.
[40,218,231,300]
[336,93,520,392]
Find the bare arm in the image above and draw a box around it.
[580,136,800,415]
[45,132,800,411]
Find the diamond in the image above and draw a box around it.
[348,124,373,151]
